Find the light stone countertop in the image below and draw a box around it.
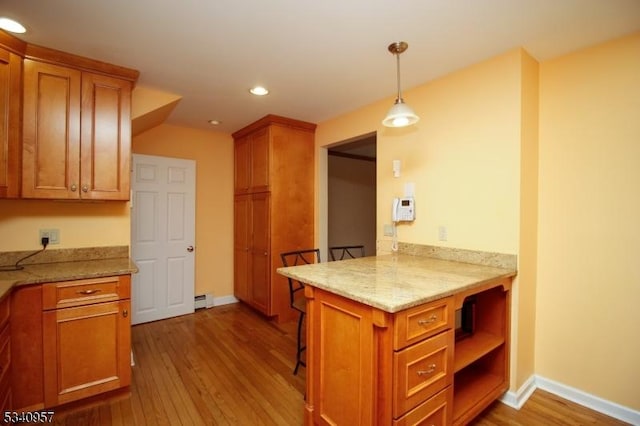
[0,246,137,299]
[277,253,517,313]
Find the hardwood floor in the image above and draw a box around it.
[50,303,628,425]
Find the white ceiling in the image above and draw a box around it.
[3,0,640,133]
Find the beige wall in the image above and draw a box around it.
[132,123,234,298]
[537,33,640,410]
[0,199,130,251]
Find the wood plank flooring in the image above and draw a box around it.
[50,303,629,425]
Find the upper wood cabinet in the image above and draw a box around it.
[0,31,138,201]
[22,59,133,200]
[234,127,270,194]
[0,36,24,199]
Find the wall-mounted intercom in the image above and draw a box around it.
[392,197,415,222]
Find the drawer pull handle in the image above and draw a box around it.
[417,363,437,376]
[77,289,101,295]
[123,309,128,318]
[417,315,438,326]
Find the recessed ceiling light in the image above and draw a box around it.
[0,17,26,34]
[249,86,269,96]
[208,119,221,125]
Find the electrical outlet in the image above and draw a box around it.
[383,224,393,237]
[39,229,60,245]
[438,225,448,242]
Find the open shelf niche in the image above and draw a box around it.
[452,285,509,425]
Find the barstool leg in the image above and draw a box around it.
[294,311,305,375]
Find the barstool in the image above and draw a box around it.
[280,248,321,375]
[329,245,365,261]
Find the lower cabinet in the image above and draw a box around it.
[11,275,132,411]
[304,278,511,426]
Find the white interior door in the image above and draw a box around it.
[131,154,196,325]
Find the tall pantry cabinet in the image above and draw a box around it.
[233,115,316,322]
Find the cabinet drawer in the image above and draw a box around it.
[394,297,453,350]
[42,275,131,310]
[393,330,454,417]
[393,386,452,426]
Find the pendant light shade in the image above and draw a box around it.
[382,41,419,128]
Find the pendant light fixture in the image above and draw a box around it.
[382,41,419,128]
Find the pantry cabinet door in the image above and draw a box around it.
[250,192,270,314]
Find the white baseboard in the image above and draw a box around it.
[535,376,640,425]
[195,294,238,309]
[499,375,640,425]
[500,375,537,409]
[213,295,239,306]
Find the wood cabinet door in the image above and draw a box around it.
[42,299,131,407]
[234,195,251,302]
[250,192,270,313]
[11,285,44,411]
[250,128,270,192]
[22,59,81,199]
[309,289,377,426]
[234,136,251,193]
[80,73,131,200]
[0,46,21,198]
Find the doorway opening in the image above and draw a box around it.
[326,132,377,257]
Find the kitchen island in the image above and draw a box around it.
[277,249,516,425]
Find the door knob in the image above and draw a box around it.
[187,246,194,252]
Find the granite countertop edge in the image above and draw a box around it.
[277,252,517,314]
[0,257,138,299]
[296,269,516,313]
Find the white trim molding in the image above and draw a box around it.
[499,375,640,425]
[536,376,640,425]
[500,375,537,409]
[213,295,239,307]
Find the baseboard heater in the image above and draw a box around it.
[195,293,214,309]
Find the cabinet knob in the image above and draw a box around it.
[187,246,194,252]
[82,184,89,193]
[70,183,78,192]
[123,309,128,318]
